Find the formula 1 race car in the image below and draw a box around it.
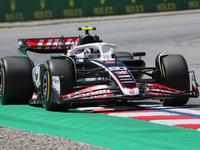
[0,27,199,111]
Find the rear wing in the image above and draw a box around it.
[18,36,79,54]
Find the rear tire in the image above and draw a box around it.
[41,59,74,111]
[0,56,34,104]
[160,55,189,106]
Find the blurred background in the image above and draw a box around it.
[0,0,199,22]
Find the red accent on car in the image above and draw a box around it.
[106,60,115,63]
[26,37,79,49]
[192,84,198,93]
[146,83,184,93]
[115,71,128,74]
[62,85,111,98]
[129,90,135,94]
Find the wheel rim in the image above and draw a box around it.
[42,74,48,104]
[0,71,2,92]
[0,70,2,99]
[0,68,4,101]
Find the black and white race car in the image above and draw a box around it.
[0,27,199,111]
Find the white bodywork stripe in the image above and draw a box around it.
[38,40,44,46]
[66,39,72,45]
[46,39,53,45]
[53,39,60,45]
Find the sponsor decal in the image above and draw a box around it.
[53,39,60,45]
[146,88,182,95]
[118,75,131,78]
[82,93,113,99]
[52,78,59,83]
[120,78,133,81]
[146,83,184,93]
[26,37,78,49]
[122,81,135,83]
[146,92,167,96]
[37,39,44,45]
[32,93,37,100]
[145,83,185,96]
[46,39,53,45]
[115,71,128,74]
[52,76,60,95]
[63,85,109,98]
[109,66,127,70]
[129,90,135,94]
[106,61,115,64]
[67,89,111,99]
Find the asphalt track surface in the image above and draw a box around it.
[1,12,200,149]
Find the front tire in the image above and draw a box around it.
[160,55,189,106]
[41,59,74,111]
[0,56,34,104]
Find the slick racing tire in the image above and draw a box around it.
[42,59,74,111]
[0,56,34,104]
[114,52,133,60]
[160,55,190,106]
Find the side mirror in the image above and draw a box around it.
[132,52,146,57]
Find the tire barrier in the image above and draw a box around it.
[0,0,200,22]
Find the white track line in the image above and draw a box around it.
[150,119,200,126]
[107,112,178,117]
[78,107,108,111]
[138,105,200,116]
[78,105,139,111]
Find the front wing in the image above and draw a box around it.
[49,71,199,104]
[30,71,199,105]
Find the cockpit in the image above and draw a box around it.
[68,43,117,61]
